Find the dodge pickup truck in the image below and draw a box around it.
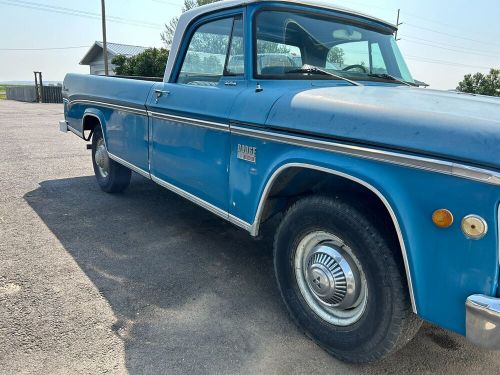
[59,0,500,363]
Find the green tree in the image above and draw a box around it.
[112,48,169,77]
[457,68,500,96]
[256,40,290,54]
[161,0,221,48]
[188,21,229,55]
[327,47,344,66]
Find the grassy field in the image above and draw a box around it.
[0,84,13,100]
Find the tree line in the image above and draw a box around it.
[112,0,219,77]
[457,69,500,96]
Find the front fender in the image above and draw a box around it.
[228,127,500,335]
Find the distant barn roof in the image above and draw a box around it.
[80,42,148,65]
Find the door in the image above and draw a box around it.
[147,15,245,212]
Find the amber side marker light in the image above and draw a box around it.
[432,209,454,228]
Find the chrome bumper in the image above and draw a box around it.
[59,120,68,133]
[466,294,500,349]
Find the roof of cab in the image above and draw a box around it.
[163,0,396,82]
[182,0,396,29]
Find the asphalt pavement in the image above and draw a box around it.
[0,100,499,374]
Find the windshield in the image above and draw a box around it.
[254,10,414,84]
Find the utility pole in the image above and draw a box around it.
[101,0,109,76]
[394,9,402,41]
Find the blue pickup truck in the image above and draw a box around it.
[60,0,500,363]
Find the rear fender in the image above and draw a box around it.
[82,108,107,145]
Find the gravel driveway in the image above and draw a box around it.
[0,100,499,374]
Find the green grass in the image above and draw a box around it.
[0,84,12,100]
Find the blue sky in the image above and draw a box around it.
[0,0,499,89]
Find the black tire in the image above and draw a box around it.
[274,195,421,363]
[91,127,131,193]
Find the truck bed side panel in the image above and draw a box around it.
[63,74,155,171]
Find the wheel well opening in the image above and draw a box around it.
[82,115,100,141]
[258,166,402,272]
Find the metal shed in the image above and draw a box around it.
[80,41,148,75]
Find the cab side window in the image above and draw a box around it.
[178,16,244,85]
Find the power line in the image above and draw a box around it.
[405,55,493,70]
[340,0,394,13]
[400,10,462,32]
[349,1,499,52]
[151,0,182,6]
[394,10,500,67]
[400,39,500,58]
[399,35,500,55]
[0,46,90,51]
[0,0,164,29]
[12,0,163,26]
[331,0,496,53]
[342,2,500,53]
[403,22,500,48]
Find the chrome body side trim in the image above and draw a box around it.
[67,124,83,138]
[109,152,252,230]
[147,111,229,132]
[228,214,253,231]
[249,162,417,312]
[466,294,500,349]
[70,98,500,185]
[231,125,500,186]
[151,175,228,220]
[68,99,148,116]
[108,153,150,179]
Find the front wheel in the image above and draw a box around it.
[274,196,421,363]
[91,127,131,193]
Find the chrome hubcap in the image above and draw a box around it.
[95,139,109,178]
[306,245,360,309]
[295,231,368,326]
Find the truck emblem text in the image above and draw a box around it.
[237,144,256,163]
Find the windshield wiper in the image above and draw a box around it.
[286,64,362,86]
[367,73,417,87]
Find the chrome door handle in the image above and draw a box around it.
[155,89,170,97]
[154,89,170,101]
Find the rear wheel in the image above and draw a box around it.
[91,127,131,193]
[274,195,421,363]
